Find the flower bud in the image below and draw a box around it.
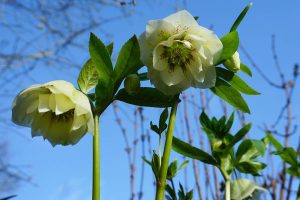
[12,80,94,146]
[124,74,141,95]
[224,52,240,73]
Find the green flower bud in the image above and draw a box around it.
[124,74,141,95]
[224,51,240,73]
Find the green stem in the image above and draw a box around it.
[93,114,100,200]
[155,96,179,200]
[225,180,230,200]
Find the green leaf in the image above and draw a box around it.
[142,156,152,166]
[229,123,252,147]
[266,132,283,150]
[137,72,149,81]
[177,160,189,173]
[89,33,113,76]
[236,161,266,175]
[273,147,298,166]
[230,178,266,200]
[216,67,260,95]
[165,184,177,200]
[167,160,178,179]
[224,112,234,133]
[95,79,113,107]
[236,139,266,162]
[106,42,113,56]
[230,3,253,32]
[218,153,235,179]
[240,63,252,77]
[210,78,250,113]
[115,87,173,108]
[286,165,300,177]
[113,35,143,93]
[218,31,239,63]
[159,108,169,130]
[89,33,114,106]
[150,121,160,135]
[152,152,161,179]
[172,137,217,165]
[199,111,211,130]
[77,59,99,93]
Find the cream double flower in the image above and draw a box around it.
[12,80,94,146]
[139,10,223,95]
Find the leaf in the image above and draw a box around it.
[77,59,99,93]
[230,178,267,200]
[115,87,173,108]
[273,147,298,166]
[142,156,152,166]
[236,161,266,175]
[167,160,178,179]
[224,112,234,133]
[89,33,114,106]
[216,67,260,95]
[236,139,266,162]
[199,111,211,130]
[106,42,113,56]
[210,78,250,113]
[230,3,253,32]
[159,108,169,130]
[152,152,161,179]
[286,165,300,177]
[113,35,143,93]
[218,31,239,63]
[266,132,283,150]
[89,33,113,76]
[172,137,217,165]
[138,72,149,81]
[240,63,252,77]
[177,160,189,172]
[165,184,177,200]
[150,121,160,135]
[229,123,252,147]
[219,153,235,178]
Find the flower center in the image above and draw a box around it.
[51,109,74,122]
[160,41,194,72]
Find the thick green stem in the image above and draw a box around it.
[93,114,100,200]
[155,96,179,200]
[225,180,230,200]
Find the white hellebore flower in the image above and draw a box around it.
[224,51,240,72]
[12,80,94,146]
[139,10,223,95]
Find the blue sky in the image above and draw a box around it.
[1,0,300,199]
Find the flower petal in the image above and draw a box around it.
[45,80,75,98]
[146,19,175,45]
[139,32,153,67]
[148,68,192,95]
[72,114,87,130]
[164,10,198,28]
[68,125,87,145]
[38,94,51,113]
[54,94,74,115]
[192,66,216,89]
[160,67,185,86]
[44,117,73,146]
[188,56,205,82]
